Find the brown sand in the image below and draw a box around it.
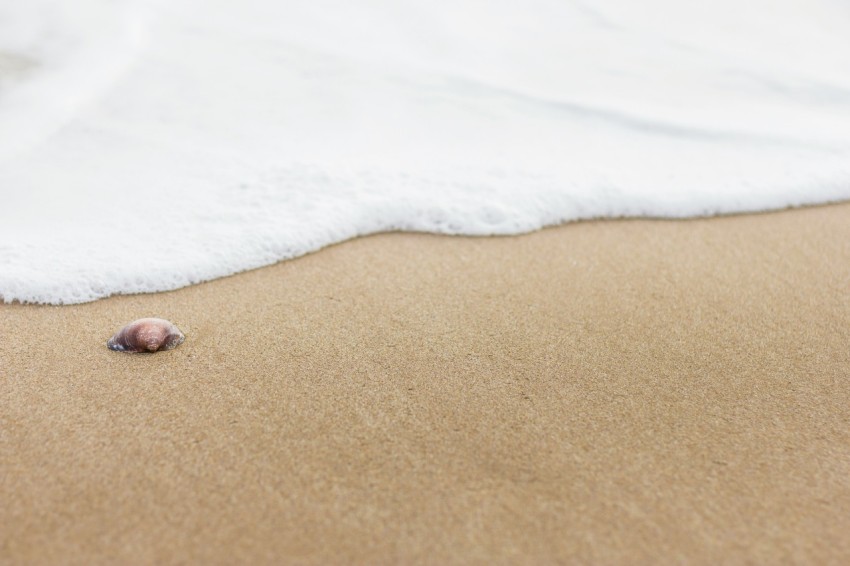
[2,203,850,564]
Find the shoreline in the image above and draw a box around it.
[5,199,850,306]
[3,202,850,563]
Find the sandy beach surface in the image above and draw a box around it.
[2,202,849,564]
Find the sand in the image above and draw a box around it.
[2,202,850,564]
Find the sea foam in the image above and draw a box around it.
[1,0,850,304]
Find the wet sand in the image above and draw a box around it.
[2,202,850,564]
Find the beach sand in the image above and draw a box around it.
[2,202,849,564]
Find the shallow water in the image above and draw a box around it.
[2,0,850,304]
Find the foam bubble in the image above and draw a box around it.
[2,0,850,304]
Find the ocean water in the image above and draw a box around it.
[1,0,849,304]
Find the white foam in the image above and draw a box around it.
[1,0,849,304]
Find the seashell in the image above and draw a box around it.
[107,318,185,353]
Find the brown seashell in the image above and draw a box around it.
[107,318,185,353]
